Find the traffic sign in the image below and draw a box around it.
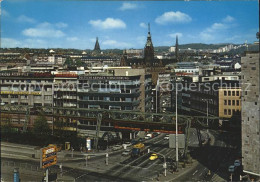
[40,145,57,169]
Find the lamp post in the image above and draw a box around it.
[150,151,166,177]
[202,99,212,133]
[156,78,159,113]
[175,80,178,169]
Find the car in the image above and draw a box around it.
[164,134,169,140]
[228,165,236,173]
[234,160,241,167]
[153,132,159,137]
[122,149,132,156]
[122,142,132,148]
[112,145,123,151]
[149,153,158,161]
[145,134,153,139]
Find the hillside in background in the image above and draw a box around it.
[1,43,258,55]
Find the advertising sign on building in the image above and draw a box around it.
[40,145,57,169]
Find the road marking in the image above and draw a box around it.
[193,170,198,175]
[75,173,88,180]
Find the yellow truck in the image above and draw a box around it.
[131,143,146,157]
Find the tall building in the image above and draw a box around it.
[241,52,260,178]
[144,23,154,67]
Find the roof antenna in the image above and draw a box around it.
[148,23,150,33]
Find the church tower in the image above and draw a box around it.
[175,35,179,62]
[144,23,154,67]
[93,37,101,52]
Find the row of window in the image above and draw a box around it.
[78,104,133,110]
[80,96,133,102]
[224,100,240,106]
[223,90,240,96]
[1,95,52,99]
[224,109,240,115]
[2,80,53,83]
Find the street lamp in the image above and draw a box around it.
[175,80,178,169]
[150,151,167,177]
[202,99,213,132]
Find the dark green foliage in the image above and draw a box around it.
[64,57,74,66]
[33,114,51,136]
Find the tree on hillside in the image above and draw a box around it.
[33,114,51,136]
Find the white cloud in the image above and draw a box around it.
[17,15,36,23]
[2,9,10,17]
[1,38,21,48]
[139,22,147,28]
[22,22,66,38]
[223,15,235,23]
[199,32,214,42]
[102,39,132,48]
[199,16,234,42]
[89,18,126,30]
[205,23,227,32]
[169,32,183,38]
[119,2,138,11]
[155,11,192,25]
[66,37,78,41]
[56,22,68,28]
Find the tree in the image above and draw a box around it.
[64,57,74,66]
[33,114,51,136]
[54,119,65,137]
[75,58,85,67]
[1,115,13,135]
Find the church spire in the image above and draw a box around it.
[94,37,101,52]
[144,23,154,67]
[145,23,153,47]
[175,35,179,62]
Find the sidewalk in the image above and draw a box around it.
[152,160,199,181]
[155,130,216,181]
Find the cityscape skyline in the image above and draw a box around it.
[1,1,259,49]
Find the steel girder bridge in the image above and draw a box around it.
[0,104,219,157]
[0,104,219,133]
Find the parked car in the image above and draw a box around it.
[112,145,123,151]
[228,165,236,173]
[234,160,241,167]
[122,148,132,156]
[164,134,169,140]
[149,153,158,161]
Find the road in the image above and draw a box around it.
[175,130,241,181]
[1,129,216,181]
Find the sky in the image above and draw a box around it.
[1,0,259,49]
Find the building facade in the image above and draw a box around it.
[241,52,260,177]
